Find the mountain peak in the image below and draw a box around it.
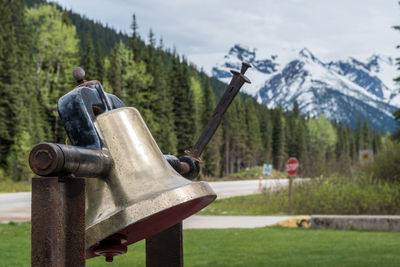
[299,47,313,57]
[211,45,399,132]
[228,44,256,62]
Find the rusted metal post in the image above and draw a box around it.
[288,176,293,215]
[60,177,86,266]
[146,222,183,267]
[31,177,86,267]
[31,177,62,266]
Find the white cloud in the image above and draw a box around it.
[53,0,400,68]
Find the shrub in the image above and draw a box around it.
[367,143,400,183]
[262,174,400,215]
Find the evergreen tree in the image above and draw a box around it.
[243,98,262,168]
[293,100,300,118]
[355,116,363,153]
[0,1,390,180]
[145,41,177,154]
[201,76,221,177]
[272,107,283,170]
[258,105,272,163]
[108,44,122,99]
[130,14,142,61]
[0,0,46,180]
[95,46,105,83]
[362,120,371,149]
[0,0,20,168]
[229,98,247,172]
[294,118,305,161]
[82,35,96,80]
[28,4,80,144]
[170,57,196,154]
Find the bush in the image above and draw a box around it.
[200,173,400,216]
[367,143,400,183]
[263,175,400,215]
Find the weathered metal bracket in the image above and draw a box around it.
[31,177,86,267]
[146,223,183,267]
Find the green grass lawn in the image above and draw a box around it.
[1,222,400,266]
[0,180,31,193]
[199,194,286,216]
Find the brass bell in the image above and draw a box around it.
[29,64,250,263]
[85,107,216,258]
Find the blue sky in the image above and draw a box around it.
[53,0,400,70]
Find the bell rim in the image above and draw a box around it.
[85,181,216,258]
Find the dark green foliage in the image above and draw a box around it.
[0,0,389,182]
[367,142,400,183]
[130,14,143,62]
[0,0,20,167]
[272,108,283,169]
[201,174,400,215]
[200,76,221,177]
[392,109,400,140]
[107,45,122,98]
[243,98,262,167]
[95,46,105,83]
[169,57,196,154]
[81,35,97,80]
[257,105,272,163]
[0,0,46,180]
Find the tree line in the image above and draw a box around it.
[0,0,386,181]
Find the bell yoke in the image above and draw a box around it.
[29,63,251,263]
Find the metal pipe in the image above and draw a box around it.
[29,143,113,178]
[186,62,251,161]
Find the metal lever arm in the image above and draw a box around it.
[186,62,251,161]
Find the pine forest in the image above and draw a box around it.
[0,0,389,182]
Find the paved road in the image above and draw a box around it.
[0,178,306,224]
[183,215,293,229]
[208,178,305,199]
[0,192,31,223]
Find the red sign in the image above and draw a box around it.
[286,157,299,176]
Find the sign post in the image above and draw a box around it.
[285,157,299,215]
[259,164,272,192]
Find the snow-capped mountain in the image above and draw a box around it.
[212,44,399,132]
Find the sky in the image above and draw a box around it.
[53,0,400,72]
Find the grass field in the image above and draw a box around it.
[0,180,31,193]
[202,166,288,181]
[200,175,400,216]
[199,194,283,216]
[1,222,400,266]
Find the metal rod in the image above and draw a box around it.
[146,222,183,267]
[186,62,251,160]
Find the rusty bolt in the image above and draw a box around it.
[33,149,53,170]
[29,143,64,176]
[93,233,128,262]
